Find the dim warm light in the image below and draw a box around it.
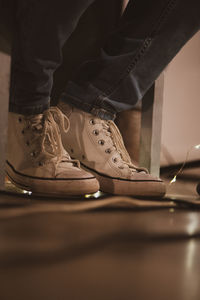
[170,143,200,185]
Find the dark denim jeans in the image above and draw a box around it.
[10,0,200,118]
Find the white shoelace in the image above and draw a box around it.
[23,107,80,171]
[99,119,148,174]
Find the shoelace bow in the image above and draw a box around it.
[100,119,148,174]
[24,107,80,169]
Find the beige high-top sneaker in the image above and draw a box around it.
[58,101,166,198]
[6,107,99,197]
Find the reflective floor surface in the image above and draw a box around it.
[0,166,200,300]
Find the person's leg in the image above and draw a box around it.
[61,0,200,119]
[7,0,99,196]
[58,0,199,196]
[10,0,95,115]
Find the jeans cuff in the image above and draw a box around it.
[60,92,116,120]
[9,99,50,115]
[61,81,116,120]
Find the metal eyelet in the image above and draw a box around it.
[38,162,43,166]
[98,140,105,145]
[112,157,118,163]
[30,151,36,157]
[89,119,95,125]
[105,149,111,154]
[93,129,99,136]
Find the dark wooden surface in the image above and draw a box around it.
[1,168,200,300]
[1,208,200,300]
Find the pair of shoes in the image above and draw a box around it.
[6,105,166,198]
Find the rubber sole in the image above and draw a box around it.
[81,164,166,198]
[6,162,99,197]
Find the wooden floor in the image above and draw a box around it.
[0,166,200,300]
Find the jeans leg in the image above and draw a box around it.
[9,0,95,115]
[62,0,200,120]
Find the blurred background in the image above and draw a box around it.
[160,31,200,166]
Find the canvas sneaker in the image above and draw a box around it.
[58,101,166,198]
[6,107,99,197]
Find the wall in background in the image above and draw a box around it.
[161,31,200,166]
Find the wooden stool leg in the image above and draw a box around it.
[139,73,165,177]
[0,51,10,190]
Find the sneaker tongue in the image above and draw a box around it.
[42,108,77,169]
[28,114,44,131]
[58,101,72,118]
[26,111,60,157]
[24,108,78,172]
[32,114,43,121]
